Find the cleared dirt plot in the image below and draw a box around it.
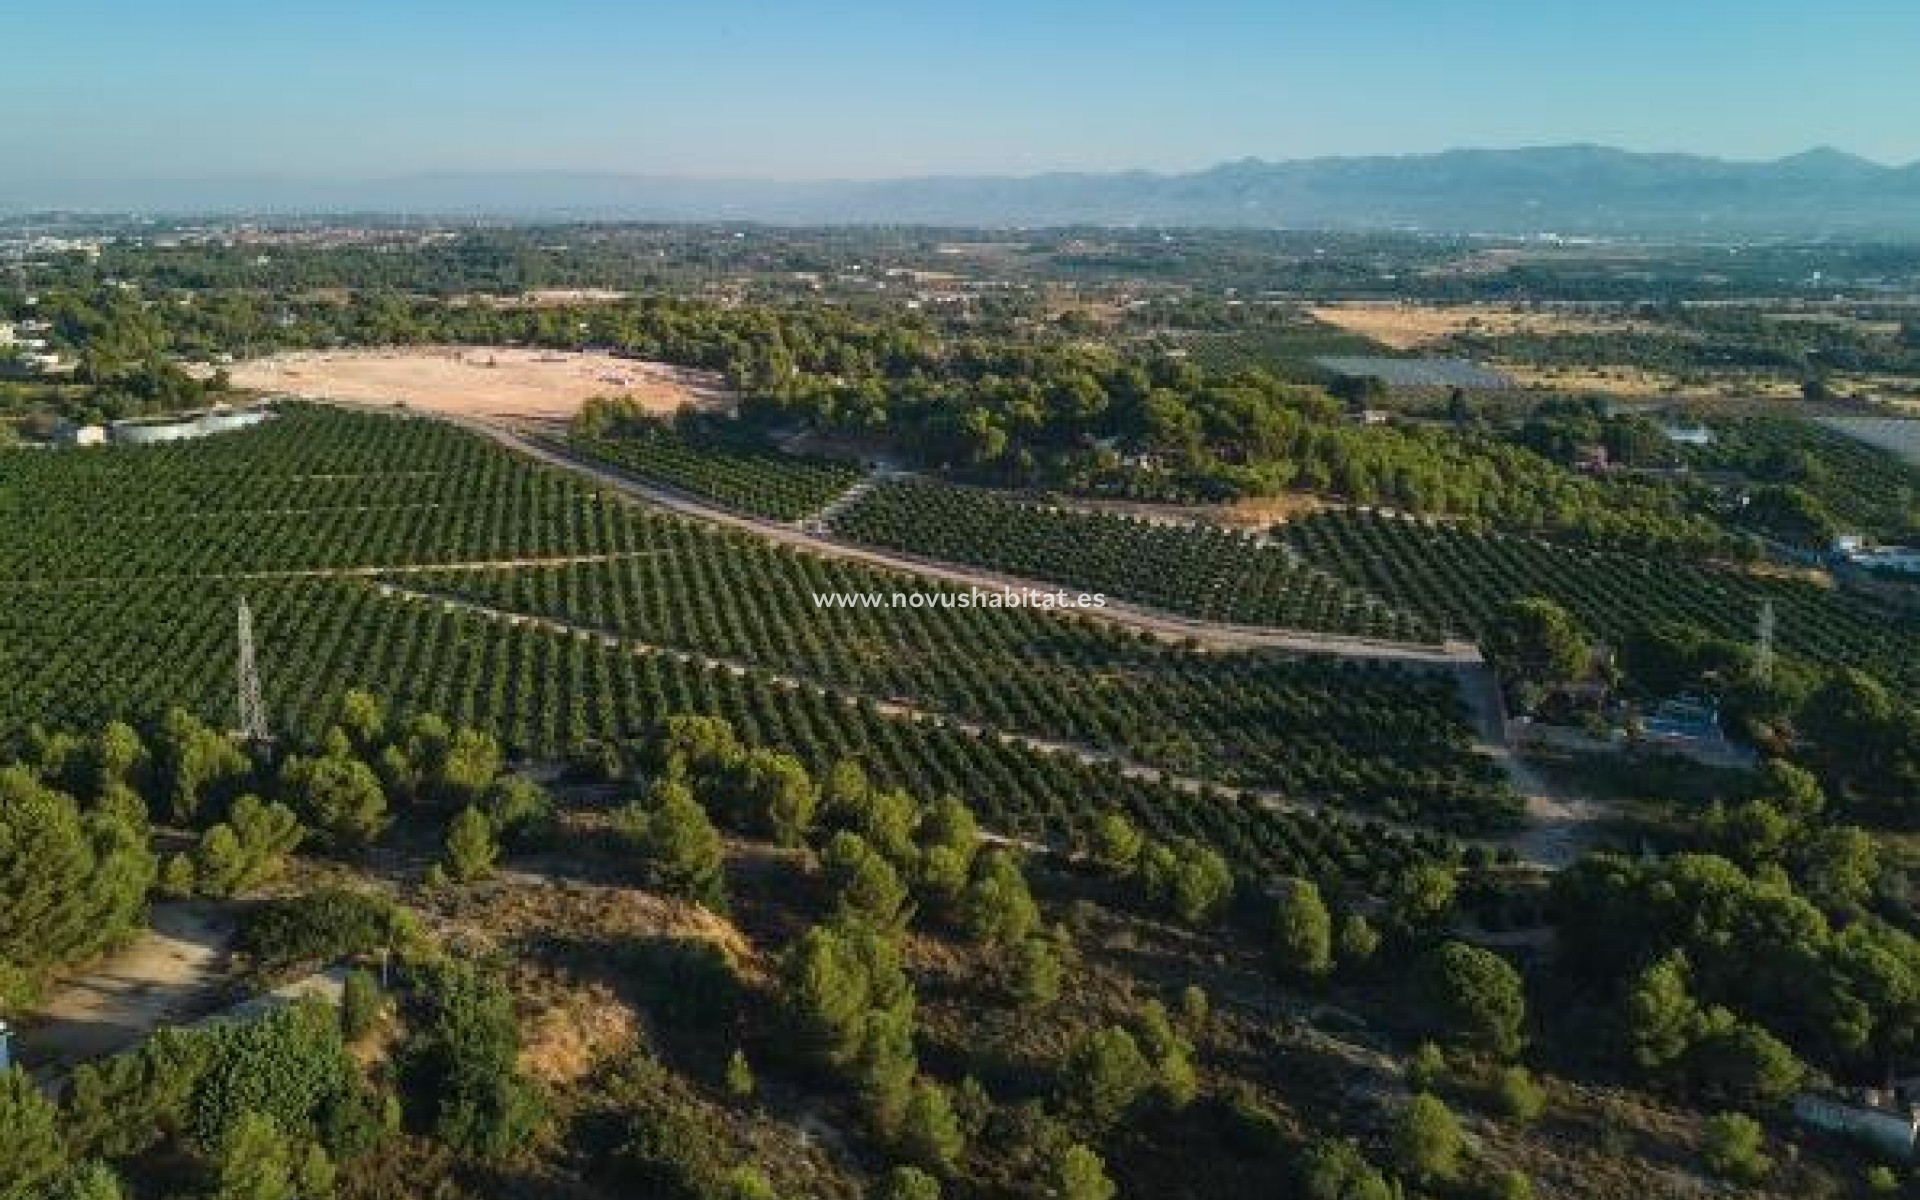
[16,901,234,1077]
[1308,301,1645,350]
[226,346,732,422]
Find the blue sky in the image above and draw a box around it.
[6,0,1918,180]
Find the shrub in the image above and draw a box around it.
[1418,940,1528,1059]
[1701,1111,1771,1184]
[340,969,385,1040]
[875,1166,942,1200]
[1395,1093,1465,1185]
[1492,1064,1546,1125]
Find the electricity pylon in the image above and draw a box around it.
[236,597,271,745]
[1754,598,1775,684]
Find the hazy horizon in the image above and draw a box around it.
[16,142,1918,191]
[7,1,1920,184]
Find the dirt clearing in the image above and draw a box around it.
[17,900,234,1078]
[226,347,733,423]
[1309,301,1648,350]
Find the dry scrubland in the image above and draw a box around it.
[226,346,732,421]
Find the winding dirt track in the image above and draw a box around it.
[326,401,1604,868]
[465,415,1484,667]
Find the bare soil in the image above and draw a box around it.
[1308,301,1650,350]
[17,900,234,1078]
[225,347,732,423]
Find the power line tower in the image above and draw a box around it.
[236,597,271,745]
[1754,598,1776,684]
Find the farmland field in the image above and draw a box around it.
[1281,509,1920,697]
[410,556,1515,830]
[830,477,1432,639]
[0,402,1502,851]
[10,209,1920,1200]
[568,426,863,521]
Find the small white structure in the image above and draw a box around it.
[61,423,108,447]
[1658,423,1714,446]
[109,404,273,445]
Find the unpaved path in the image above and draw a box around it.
[1452,665,1608,869]
[467,416,1481,668]
[304,398,1592,865]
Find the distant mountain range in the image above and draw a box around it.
[10,146,1920,238]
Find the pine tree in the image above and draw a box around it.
[1418,940,1528,1059]
[780,925,872,1066]
[961,850,1039,946]
[1337,912,1381,967]
[896,1079,965,1173]
[208,1113,297,1200]
[0,1066,68,1200]
[1049,1144,1117,1200]
[1009,936,1064,1008]
[724,1048,756,1101]
[1064,1026,1153,1128]
[442,805,499,883]
[1395,1093,1464,1186]
[636,778,728,911]
[1090,812,1144,875]
[1272,877,1333,979]
[827,833,913,931]
[1625,952,1700,1071]
[282,752,388,850]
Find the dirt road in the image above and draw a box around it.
[327,400,1599,867]
[466,416,1482,668]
